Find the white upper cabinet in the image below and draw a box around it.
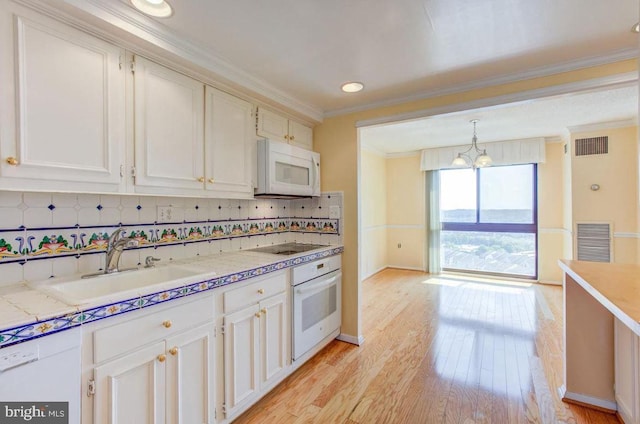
[133,55,205,193]
[0,3,126,192]
[287,120,313,150]
[205,86,254,198]
[256,107,313,149]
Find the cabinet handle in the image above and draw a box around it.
[261,308,267,316]
[157,354,166,363]
[162,320,172,328]
[255,312,261,318]
[284,135,289,140]
[6,157,18,166]
[197,177,205,182]
[290,135,295,141]
[208,178,214,183]
[257,288,265,294]
[169,346,178,356]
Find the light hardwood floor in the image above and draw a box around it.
[233,269,621,424]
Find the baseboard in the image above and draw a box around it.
[559,385,617,413]
[362,266,388,280]
[538,279,562,286]
[387,265,425,272]
[337,333,365,346]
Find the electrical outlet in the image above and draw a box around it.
[397,243,402,248]
[157,206,174,223]
[329,205,341,219]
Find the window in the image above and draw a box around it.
[439,164,537,278]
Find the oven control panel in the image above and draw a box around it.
[291,255,341,286]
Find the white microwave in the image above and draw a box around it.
[255,139,320,198]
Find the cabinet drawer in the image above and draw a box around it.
[224,273,287,313]
[93,295,214,363]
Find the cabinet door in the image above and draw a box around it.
[260,292,288,386]
[204,86,253,198]
[166,324,215,424]
[256,108,288,143]
[224,304,260,417]
[94,341,166,424]
[614,318,638,424]
[133,55,205,192]
[0,4,125,192]
[288,120,313,150]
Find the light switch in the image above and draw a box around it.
[157,206,174,223]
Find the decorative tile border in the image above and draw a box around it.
[0,246,343,349]
[0,217,340,265]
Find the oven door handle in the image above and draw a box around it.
[296,273,341,295]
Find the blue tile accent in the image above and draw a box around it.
[0,246,344,349]
[47,204,55,211]
[136,205,142,210]
[96,205,103,211]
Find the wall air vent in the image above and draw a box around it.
[576,223,611,263]
[575,136,608,156]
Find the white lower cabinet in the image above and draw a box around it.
[222,273,289,419]
[614,317,640,424]
[94,341,167,423]
[83,294,216,424]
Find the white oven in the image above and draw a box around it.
[255,139,320,198]
[291,255,341,360]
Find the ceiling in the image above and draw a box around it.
[360,84,639,154]
[57,0,638,118]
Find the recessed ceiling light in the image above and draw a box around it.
[130,0,173,18]
[632,22,639,33]
[341,82,364,93]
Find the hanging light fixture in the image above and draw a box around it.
[451,119,492,168]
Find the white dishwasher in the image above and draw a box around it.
[0,327,81,423]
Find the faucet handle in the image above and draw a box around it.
[108,228,126,248]
[145,256,160,268]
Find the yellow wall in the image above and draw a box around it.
[386,154,425,270]
[538,142,566,283]
[361,149,388,278]
[570,125,638,264]
[314,59,637,340]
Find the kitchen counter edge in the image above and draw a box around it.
[0,245,344,349]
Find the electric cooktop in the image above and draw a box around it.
[247,243,327,255]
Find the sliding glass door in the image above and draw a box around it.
[439,164,537,278]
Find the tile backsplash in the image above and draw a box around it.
[0,192,342,286]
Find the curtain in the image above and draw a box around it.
[420,137,546,171]
[425,170,441,274]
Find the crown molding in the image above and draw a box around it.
[330,49,638,119]
[567,118,638,134]
[19,0,324,122]
[356,72,638,128]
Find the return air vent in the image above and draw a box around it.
[576,223,611,263]
[575,136,608,156]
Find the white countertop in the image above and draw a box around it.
[0,244,342,348]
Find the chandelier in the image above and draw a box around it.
[451,119,492,168]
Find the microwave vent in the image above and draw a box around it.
[575,136,608,157]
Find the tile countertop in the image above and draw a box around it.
[0,244,343,349]
[559,259,640,336]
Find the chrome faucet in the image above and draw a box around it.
[105,228,139,274]
[81,228,139,279]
